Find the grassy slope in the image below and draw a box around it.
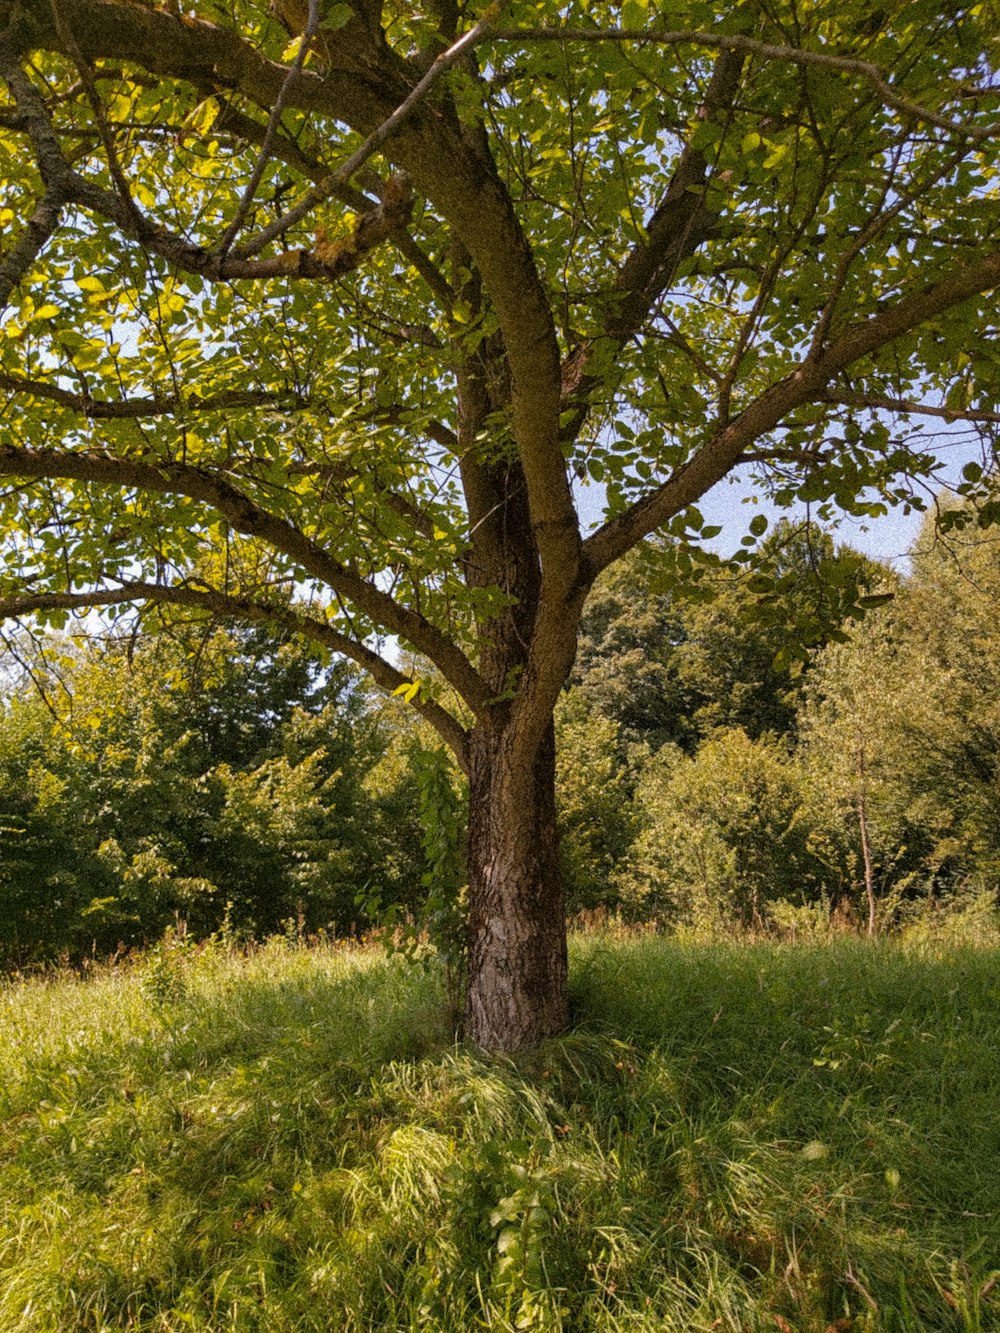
[0,935,997,1332]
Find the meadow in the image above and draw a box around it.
[0,932,997,1331]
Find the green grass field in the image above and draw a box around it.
[0,933,997,1331]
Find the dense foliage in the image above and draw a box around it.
[0,627,434,964]
[557,517,1000,934]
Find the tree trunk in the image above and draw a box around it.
[856,741,878,937]
[464,718,569,1051]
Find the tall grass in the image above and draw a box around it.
[0,932,997,1330]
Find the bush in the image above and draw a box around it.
[617,728,841,930]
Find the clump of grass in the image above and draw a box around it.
[0,933,997,1330]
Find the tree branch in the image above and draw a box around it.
[215,0,321,257]
[284,457,440,543]
[0,579,471,769]
[0,376,300,418]
[0,186,64,307]
[204,96,455,304]
[822,389,1000,426]
[559,48,744,417]
[0,373,450,551]
[490,27,1000,142]
[234,7,499,260]
[0,444,491,715]
[46,0,146,231]
[2,56,413,285]
[584,247,1000,573]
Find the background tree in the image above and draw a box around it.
[617,727,839,929]
[0,629,425,962]
[800,615,923,933]
[0,0,998,1047]
[802,512,1000,924]
[554,690,641,914]
[572,522,886,754]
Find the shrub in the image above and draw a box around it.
[617,728,841,930]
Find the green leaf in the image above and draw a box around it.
[621,0,649,28]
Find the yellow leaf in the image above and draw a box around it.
[392,681,421,703]
[32,304,59,320]
[184,96,218,138]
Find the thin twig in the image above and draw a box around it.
[215,0,321,257]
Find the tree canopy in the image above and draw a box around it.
[1,0,998,1047]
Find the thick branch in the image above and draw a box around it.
[610,49,745,343]
[0,187,64,307]
[584,248,1000,573]
[0,444,491,715]
[0,579,470,768]
[560,48,744,416]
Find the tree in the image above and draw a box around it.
[555,690,640,913]
[802,513,1000,923]
[0,0,998,1048]
[801,612,924,933]
[572,522,886,752]
[0,628,426,961]
[617,727,838,930]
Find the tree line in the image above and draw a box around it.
[561,514,1000,937]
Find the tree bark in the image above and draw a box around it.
[464,719,569,1051]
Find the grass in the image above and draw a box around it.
[0,932,997,1331]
